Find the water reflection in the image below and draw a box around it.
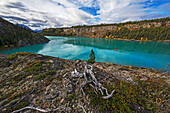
[64,37,170,55]
[0,43,47,54]
[0,36,170,71]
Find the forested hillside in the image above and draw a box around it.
[105,27,169,41]
[0,18,49,49]
[41,17,170,41]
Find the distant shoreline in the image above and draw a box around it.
[0,36,169,52]
[46,35,170,43]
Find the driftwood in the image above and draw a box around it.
[12,101,70,113]
[12,64,114,113]
[76,103,87,113]
[11,101,88,113]
[71,64,115,99]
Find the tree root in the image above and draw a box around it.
[71,64,115,99]
[76,103,87,113]
[12,101,70,113]
[12,64,115,112]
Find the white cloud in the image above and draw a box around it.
[0,0,94,30]
[95,0,150,23]
[0,0,169,30]
[68,0,98,8]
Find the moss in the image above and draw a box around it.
[34,70,56,81]
[0,90,16,102]
[16,52,36,56]
[6,54,17,60]
[4,102,29,113]
[88,77,169,112]
[23,61,43,74]
[68,94,78,100]
[36,89,41,93]
[11,62,20,69]
[36,100,41,104]
[10,73,29,82]
[1,93,23,106]
[6,52,36,60]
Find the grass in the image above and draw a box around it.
[7,52,36,60]
[23,61,43,74]
[0,90,16,102]
[7,53,17,60]
[34,70,56,81]
[36,89,41,93]
[4,102,29,113]
[88,77,169,112]
[1,89,32,111]
[10,73,29,82]
[2,92,23,107]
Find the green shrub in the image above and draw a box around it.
[87,49,95,64]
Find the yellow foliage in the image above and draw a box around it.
[109,35,112,38]
[118,27,121,31]
[106,36,109,39]
[4,45,8,48]
[92,35,95,37]
[10,45,14,47]
[141,37,144,40]
[145,37,148,40]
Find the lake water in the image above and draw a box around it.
[1,36,170,71]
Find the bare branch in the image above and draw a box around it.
[76,103,87,113]
[12,89,35,108]
[12,101,70,113]
[65,101,70,112]
[102,90,115,99]
[12,106,49,113]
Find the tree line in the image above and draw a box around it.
[104,27,170,41]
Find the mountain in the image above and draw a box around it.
[33,29,42,33]
[18,24,32,30]
[0,18,49,49]
[41,17,170,41]
[18,24,42,33]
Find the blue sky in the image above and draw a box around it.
[0,0,169,30]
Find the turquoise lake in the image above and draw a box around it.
[1,36,170,71]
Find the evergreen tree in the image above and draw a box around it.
[87,49,95,64]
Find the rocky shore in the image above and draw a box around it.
[0,52,169,113]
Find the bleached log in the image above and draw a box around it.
[76,103,87,113]
[12,101,70,113]
[65,101,70,112]
[101,86,109,96]
[102,90,115,99]
[12,106,51,113]
[71,64,115,99]
[89,84,97,94]
[12,64,115,113]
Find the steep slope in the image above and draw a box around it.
[0,18,49,49]
[41,17,170,41]
[0,52,169,113]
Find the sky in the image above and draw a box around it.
[0,0,169,30]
